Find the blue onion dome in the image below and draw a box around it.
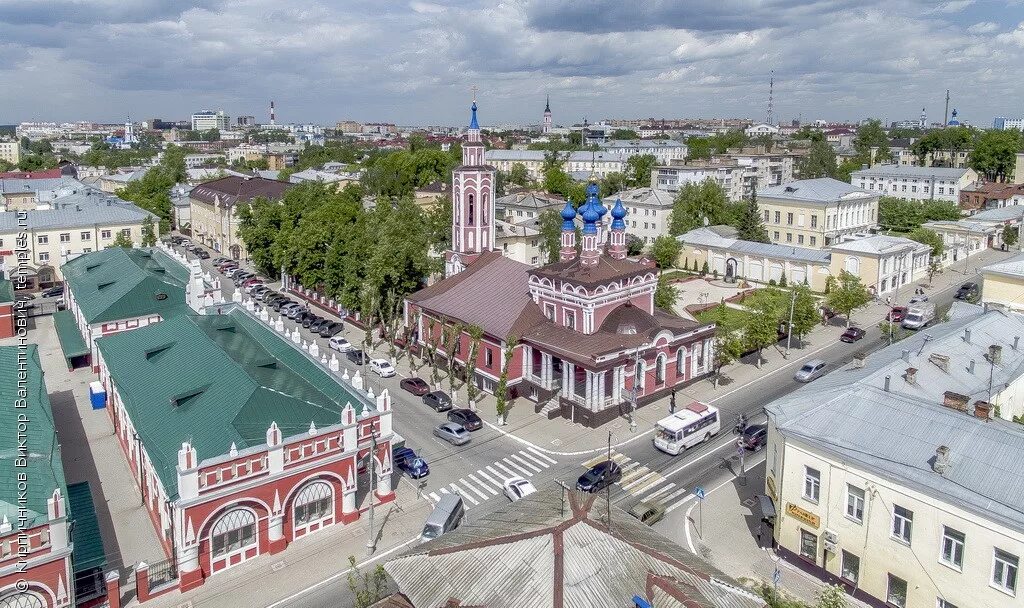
[611,198,627,229]
[469,101,479,129]
[561,200,576,230]
[582,199,601,233]
[585,180,599,199]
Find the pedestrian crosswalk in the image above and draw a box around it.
[425,447,558,506]
[581,450,691,514]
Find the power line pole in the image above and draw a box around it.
[606,430,612,533]
[784,288,796,358]
[366,429,378,555]
[944,89,950,127]
[766,70,774,126]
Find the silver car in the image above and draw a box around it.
[433,422,471,446]
[794,359,827,383]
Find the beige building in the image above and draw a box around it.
[190,176,292,260]
[484,150,628,181]
[495,219,543,266]
[0,141,20,165]
[921,219,1001,269]
[678,228,929,296]
[0,190,157,288]
[759,178,879,249]
[981,252,1024,312]
[851,165,979,203]
[766,308,1024,608]
[652,159,748,201]
[603,187,674,245]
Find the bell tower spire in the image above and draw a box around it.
[543,95,553,135]
[446,92,495,277]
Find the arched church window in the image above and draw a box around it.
[468,194,475,226]
[656,354,667,385]
[676,347,686,376]
[210,508,257,558]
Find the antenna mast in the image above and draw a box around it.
[766,70,774,126]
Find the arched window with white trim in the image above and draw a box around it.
[0,592,46,608]
[293,481,334,535]
[210,508,257,560]
[634,360,645,394]
[656,354,667,385]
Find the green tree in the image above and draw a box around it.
[686,137,712,160]
[610,129,640,139]
[853,119,891,164]
[625,154,656,188]
[650,235,682,269]
[1003,225,1019,247]
[140,216,157,247]
[346,556,388,608]
[537,208,563,264]
[816,584,849,608]
[600,171,627,197]
[668,179,732,235]
[710,312,744,388]
[745,290,783,368]
[465,325,484,404]
[735,183,770,242]
[826,271,871,327]
[0,159,12,172]
[907,227,944,257]
[626,234,645,256]
[799,139,838,179]
[108,232,134,249]
[495,335,519,424]
[969,129,1023,182]
[790,285,820,345]
[425,195,453,250]
[508,162,530,187]
[654,275,678,312]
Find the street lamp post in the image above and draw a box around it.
[366,428,378,555]
[784,288,796,358]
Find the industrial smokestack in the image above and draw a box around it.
[270,100,276,125]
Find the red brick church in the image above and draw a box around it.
[405,100,715,427]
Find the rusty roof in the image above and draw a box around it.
[190,176,292,207]
[529,254,654,288]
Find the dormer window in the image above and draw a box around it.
[563,309,576,330]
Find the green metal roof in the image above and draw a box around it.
[95,308,370,499]
[67,482,106,574]
[61,247,192,324]
[53,310,90,360]
[0,279,13,304]
[0,346,67,528]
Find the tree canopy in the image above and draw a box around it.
[969,129,1023,182]
[668,179,738,235]
[877,196,961,232]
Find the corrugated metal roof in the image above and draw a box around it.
[829,235,929,256]
[53,309,90,359]
[0,346,66,527]
[678,228,831,264]
[851,165,971,179]
[62,247,191,324]
[68,482,106,574]
[769,308,1024,533]
[0,191,155,232]
[95,308,370,499]
[760,178,873,204]
[971,206,1024,222]
[386,489,764,608]
[603,187,674,209]
[982,251,1024,280]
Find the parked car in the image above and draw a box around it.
[301,314,323,328]
[576,461,622,493]
[627,501,666,526]
[211,256,229,264]
[346,349,367,364]
[225,268,245,278]
[370,358,396,378]
[447,408,482,431]
[250,286,269,299]
[309,318,329,333]
[261,291,281,302]
[15,292,34,301]
[319,322,343,337]
[394,447,429,479]
[908,294,929,305]
[955,282,979,301]
[794,359,827,383]
[433,422,471,446]
[245,282,266,295]
[271,298,293,311]
[285,305,308,320]
[233,272,254,284]
[423,391,453,412]
[40,285,64,298]
[887,306,908,322]
[502,477,536,502]
[740,423,768,450]
[195,250,210,259]
[400,377,430,396]
[328,335,352,352]
[840,327,866,343]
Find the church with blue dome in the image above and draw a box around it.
[406,98,715,427]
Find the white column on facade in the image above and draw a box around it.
[342,487,357,517]
[562,363,572,398]
[268,515,284,543]
[584,370,593,406]
[376,468,393,496]
[597,371,606,409]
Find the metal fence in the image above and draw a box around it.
[147,556,179,590]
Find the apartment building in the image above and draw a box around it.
[190,176,292,260]
[981,251,1024,313]
[888,146,970,169]
[0,141,20,165]
[959,182,1024,213]
[850,165,978,202]
[597,139,688,164]
[719,146,797,188]
[766,308,1024,608]
[495,219,543,266]
[225,144,267,164]
[603,187,674,244]
[651,159,748,201]
[758,178,879,248]
[191,110,230,131]
[484,150,628,180]
[494,191,565,223]
[0,175,83,210]
[0,190,157,288]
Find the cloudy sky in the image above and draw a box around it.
[2,0,1023,127]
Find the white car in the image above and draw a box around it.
[370,358,395,378]
[908,294,929,304]
[329,336,352,352]
[244,282,265,294]
[503,477,536,502]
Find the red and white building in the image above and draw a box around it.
[407,99,716,427]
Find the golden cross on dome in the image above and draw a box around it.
[471,85,478,102]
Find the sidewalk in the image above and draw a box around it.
[456,247,1015,456]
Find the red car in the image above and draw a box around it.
[840,327,866,343]
[400,377,430,396]
[887,306,908,323]
[241,277,263,287]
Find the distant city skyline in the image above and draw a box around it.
[2,0,1024,126]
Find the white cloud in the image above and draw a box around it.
[968,21,1000,33]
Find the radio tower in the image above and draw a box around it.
[765,70,774,126]
[270,100,276,125]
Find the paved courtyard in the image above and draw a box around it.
[672,276,754,317]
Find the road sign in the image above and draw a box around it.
[694,486,705,500]
[772,567,781,585]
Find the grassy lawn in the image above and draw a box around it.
[696,306,751,328]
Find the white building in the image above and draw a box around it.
[597,140,688,164]
[651,160,748,201]
[767,307,1024,608]
[603,187,674,245]
[191,110,230,132]
[484,150,628,181]
[494,191,565,223]
[828,234,932,296]
[995,117,1024,131]
[744,123,780,137]
[921,219,1001,268]
[850,165,979,202]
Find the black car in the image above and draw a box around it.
[319,321,343,337]
[447,408,482,431]
[40,285,64,298]
[196,250,210,259]
[346,348,367,364]
[740,424,768,450]
[301,314,322,328]
[955,282,979,301]
[576,461,622,493]
[261,291,280,303]
[423,391,453,412]
[309,318,329,333]
[271,298,294,311]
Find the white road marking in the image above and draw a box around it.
[503,458,535,478]
[508,453,541,473]
[659,487,691,513]
[439,488,450,494]
[427,492,440,502]
[619,460,642,474]
[639,481,677,501]
[621,470,658,491]
[526,447,557,464]
[518,450,550,469]
[459,478,489,501]
[486,465,510,481]
[495,460,524,478]
[450,483,478,505]
[469,473,499,495]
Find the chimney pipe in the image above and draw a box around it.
[905,367,917,384]
[884,375,891,392]
[1016,336,1020,351]
[964,329,971,344]
[901,349,910,363]
[969,359,975,374]
[990,344,1003,365]
[933,445,951,474]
